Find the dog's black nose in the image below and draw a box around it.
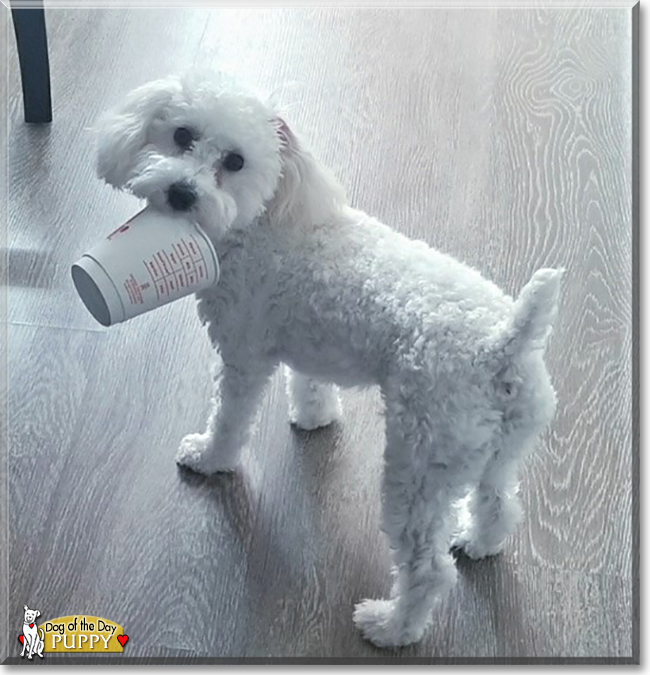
[167,182,197,212]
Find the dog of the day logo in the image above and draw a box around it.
[18,606,128,657]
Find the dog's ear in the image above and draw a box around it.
[24,605,28,611]
[275,117,296,154]
[95,78,178,189]
[36,610,41,618]
[266,117,346,226]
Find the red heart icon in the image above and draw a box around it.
[29,623,34,628]
[117,635,128,647]
[18,635,24,644]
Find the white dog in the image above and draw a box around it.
[96,72,562,648]
[21,605,45,659]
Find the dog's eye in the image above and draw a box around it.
[173,127,194,149]
[223,152,244,172]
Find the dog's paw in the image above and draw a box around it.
[289,395,343,431]
[451,530,506,560]
[176,433,237,474]
[353,599,424,648]
[289,409,340,431]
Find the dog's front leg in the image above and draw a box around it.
[26,636,34,659]
[177,361,275,474]
[285,368,342,430]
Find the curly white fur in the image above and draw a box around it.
[96,71,563,648]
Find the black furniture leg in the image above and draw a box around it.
[11,3,52,124]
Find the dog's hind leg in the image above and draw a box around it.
[454,418,556,559]
[353,384,477,648]
[177,360,276,474]
[285,367,342,430]
[455,365,557,559]
[453,443,526,560]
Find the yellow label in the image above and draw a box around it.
[40,615,126,653]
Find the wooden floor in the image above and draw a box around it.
[3,5,636,663]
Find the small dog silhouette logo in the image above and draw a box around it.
[18,605,45,659]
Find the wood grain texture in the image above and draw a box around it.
[4,6,634,662]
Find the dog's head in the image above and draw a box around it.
[96,72,346,240]
[23,606,40,624]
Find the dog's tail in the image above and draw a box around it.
[39,628,44,641]
[497,268,564,357]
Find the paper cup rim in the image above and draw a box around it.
[71,256,126,326]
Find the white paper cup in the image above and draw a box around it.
[72,207,219,326]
